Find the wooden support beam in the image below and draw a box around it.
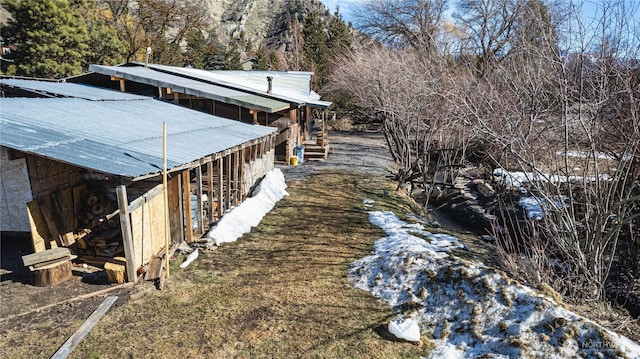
[110,76,126,92]
[195,166,204,234]
[217,158,223,219]
[233,150,239,205]
[116,185,137,283]
[170,175,185,244]
[225,155,231,210]
[173,91,179,104]
[181,170,193,243]
[252,110,258,124]
[207,161,214,224]
[238,148,244,202]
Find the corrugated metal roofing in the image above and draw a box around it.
[143,63,332,108]
[0,78,149,101]
[0,97,276,180]
[88,65,291,113]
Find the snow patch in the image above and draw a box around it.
[348,210,640,358]
[205,168,288,246]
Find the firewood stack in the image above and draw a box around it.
[75,191,124,261]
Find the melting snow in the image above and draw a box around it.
[349,204,640,358]
[204,168,289,246]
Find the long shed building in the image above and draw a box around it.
[0,79,277,280]
[69,62,331,162]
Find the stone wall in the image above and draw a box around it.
[243,149,275,197]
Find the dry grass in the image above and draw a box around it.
[0,170,432,358]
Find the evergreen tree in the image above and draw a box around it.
[2,0,90,78]
[303,12,329,87]
[72,0,125,67]
[254,47,270,70]
[328,10,352,56]
[224,43,243,70]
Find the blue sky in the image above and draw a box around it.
[320,0,362,23]
[320,1,640,28]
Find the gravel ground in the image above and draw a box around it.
[279,130,398,182]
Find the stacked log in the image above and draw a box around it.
[75,191,123,260]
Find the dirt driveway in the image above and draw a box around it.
[280,130,398,181]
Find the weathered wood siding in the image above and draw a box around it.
[129,184,166,270]
[26,154,84,199]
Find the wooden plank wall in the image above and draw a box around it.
[129,184,166,270]
[167,175,183,244]
[26,154,84,199]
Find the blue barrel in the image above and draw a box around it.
[296,145,305,164]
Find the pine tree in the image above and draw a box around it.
[328,10,352,56]
[254,47,270,70]
[2,0,91,78]
[72,0,125,67]
[303,12,329,87]
[224,43,243,70]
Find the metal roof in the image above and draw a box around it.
[88,65,291,113]
[0,78,149,101]
[0,97,276,180]
[141,63,332,108]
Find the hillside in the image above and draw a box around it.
[199,0,356,71]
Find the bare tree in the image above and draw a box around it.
[454,0,527,76]
[103,0,206,64]
[328,46,473,196]
[454,0,640,299]
[331,0,639,302]
[354,0,448,53]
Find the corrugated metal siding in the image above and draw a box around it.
[0,79,149,101]
[0,97,276,179]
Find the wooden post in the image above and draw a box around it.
[217,158,223,219]
[225,154,231,210]
[119,79,125,92]
[181,170,193,243]
[116,185,137,283]
[233,151,239,205]
[162,122,170,279]
[195,165,204,234]
[239,149,244,201]
[252,110,258,124]
[207,161,214,224]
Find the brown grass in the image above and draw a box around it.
[0,170,433,358]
